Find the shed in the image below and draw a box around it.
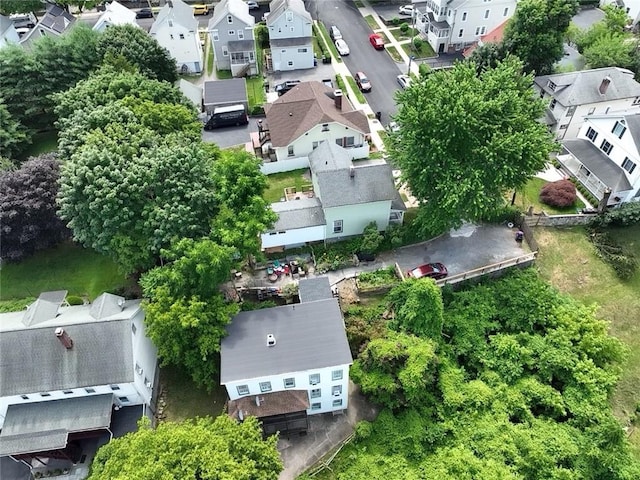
[203,78,249,115]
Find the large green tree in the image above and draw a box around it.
[503,0,579,75]
[390,57,556,235]
[0,100,29,161]
[0,0,41,15]
[88,415,282,480]
[387,278,444,339]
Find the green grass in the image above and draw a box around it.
[0,241,131,301]
[246,76,266,109]
[206,37,214,75]
[364,14,379,30]
[263,169,309,203]
[344,75,367,104]
[386,45,403,62]
[316,22,342,63]
[401,41,436,59]
[20,130,58,160]
[216,69,232,79]
[160,365,227,423]
[512,177,585,215]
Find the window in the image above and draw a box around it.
[566,106,576,117]
[170,34,174,39]
[118,396,129,403]
[40,392,52,397]
[228,30,235,36]
[462,12,467,21]
[312,140,325,149]
[237,385,249,395]
[260,381,272,393]
[633,96,640,106]
[238,30,244,39]
[311,388,321,398]
[286,11,293,21]
[559,124,568,130]
[298,48,308,53]
[550,99,557,110]
[110,385,120,391]
[588,107,596,115]
[586,127,598,142]
[503,7,509,16]
[458,29,463,37]
[21,395,29,400]
[333,220,343,234]
[475,26,486,35]
[311,402,321,410]
[284,378,295,388]
[622,157,637,174]
[63,390,73,395]
[85,388,95,394]
[612,121,627,138]
[332,385,342,396]
[321,123,329,131]
[309,373,320,385]
[135,363,143,375]
[288,61,294,67]
[145,377,152,388]
[212,30,219,41]
[179,33,185,40]
[287,145,294,156]
[332,399,343,407]
[547,80,557,91]
[222,47,228,57]
[484,9,490,18]
[131,323,137,335]
[332,369,343,381]
[227,15,233,24]
[600,139,613,155]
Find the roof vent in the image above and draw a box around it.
[267,333,276,347]
[599,76,611,95]
[55,327,74,350]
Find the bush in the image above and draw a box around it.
[539,179,577,208]
[250,105,264,116]
[400,23,409,34]
[589,231,637,280]
[354,420,374,442]
[66,295,84,305]
[413,37,423,50]
[360,221,383,254]
[391,17,402,26]
[594,201,640,228]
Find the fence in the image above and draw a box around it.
[523,214,596,228]
[435,252,538,288]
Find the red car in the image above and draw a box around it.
[369,33,384,50]
[407,263,448,280]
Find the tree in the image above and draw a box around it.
[96,24,178,83]
[88,415,283,480]
[503,0,579,75]
[389,57,556,235]
[255,23,270,48]
[0,100,29,161]
[360,221,383,254]
[0,0,41,15]
[0,154,69,261]
[469,42,508,73]
[140,239,239,390]
[387,279,444,339]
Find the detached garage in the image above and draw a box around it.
[203,78,249,115]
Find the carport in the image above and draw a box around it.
[203,78,249,115]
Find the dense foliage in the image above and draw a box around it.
[338,269,640,479]
[539,179,577,208]
[0,100,29,161]
[88,416,282,480]
[0,154,69,261]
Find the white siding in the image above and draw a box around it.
[323,202,391,241]
[268,10,312,39]
[131,310,158,406]
[260,225,325,249]
[152,23,203,73]
[271,43,314,71]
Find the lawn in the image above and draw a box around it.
[386,45,403,62]
[316,23,342,63]
[401,41,436,59]
[364,14,379,30]
[0,241,131,301]
[263,169,310,203]
[344,75,366,104]
[19,130,58,160]
[512,176,585,215]
[206,36,214,75]
[216,69,232,79]
[246,75,266,109]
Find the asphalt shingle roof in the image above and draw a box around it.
[203,78,247,106]
[210,0,254,29]
[298,277,333,303]
[269,197,326,230]
[150,0,197,35]
[267,0,312,25]
[562,139,632,192]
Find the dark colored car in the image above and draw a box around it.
[356,252,376,262]
[407,262,448,280]
[354,72,371,92]
[369,33,384,50]
[136,8,153,19]
[275,80,301,96]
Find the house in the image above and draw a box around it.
[260,141,405,251]
[266,0,314,71]
[208,0,258,77]
[150,0,203,74]
[221,277,353,436]
[19,4,75,48]
[203,78,249,114]
[0,15,20,48]
[0,291,158,465]
[92,0,139,33]
[462,18,508,58]
[558,111,640,205]
[253,81,370,174]
[415,0,517,54]
[177,78,203,109]
[534,67,640,140]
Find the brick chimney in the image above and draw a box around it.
[334,89,343,110]
[55,327,73,349]
[599,76,611,96]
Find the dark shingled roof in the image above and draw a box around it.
[298,277,333,303]
[270,37,312,48]
[203,78,248,106]
[563,139,632,192]
[228,389,309,419]
[269,197,326,231]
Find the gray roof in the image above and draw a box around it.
[269,197,326,230]
[22,290,68,327]
[177,78,203,107]
[623,112,640,149]
[90,292,125,320]
[228,39,256,52]
[203,78,247,106]
[210,0,254,29]
[426,11,450,29]
[270,37,312,48]
[40,4,76,33]
[309,140,353,172]
[150,0,197,35]
[534,67,640,106]
[0,14,13,35]
[0,394,113,456]
[220,298,352,383]
[562,139,632,192]
[311,144,401,208]
[298,277,333,303]
[267,0,312,25]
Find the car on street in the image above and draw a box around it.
[397,74,412,89]
[246,1,259,9]
[335,39,350,56]
[136,8,153,19]
[369,33,384,50]
[275,80,301,96]
[398,5,415,16]
[354,72,372,92]
[329,25,342,41]
[407,262,448,280]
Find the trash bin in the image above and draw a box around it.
[375,111,382,122]
[322,55,332,64]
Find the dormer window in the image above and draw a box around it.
[547,80,557,91]
[227,15,233,24]
[322,123,329,131]
[612,121,626,138]
[286,11,293,21]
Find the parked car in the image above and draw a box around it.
[369,33,384,50]
[246,1,259,9]
[398,5,415,16]
[397,74,412,89]
[275,80,301,96]
[354,72,371,92]
[329,25,342,41]
[192,4,209,15]
[407,263,448,280]
[335,39,350,56]
[136,8,153,19]
[386,121,400,133]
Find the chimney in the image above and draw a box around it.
[55,327,73,349]
[599,76,611,95]
[349,165,355,178]
[266,333,276,347]
[334,89,343,110]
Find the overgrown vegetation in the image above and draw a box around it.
[357,267,400,289]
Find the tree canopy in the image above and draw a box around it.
[0,100,29,161]
[88,415,283,480]
[387,278,444,338]
[390,57,556,235]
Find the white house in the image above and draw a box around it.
[266,0,314,71]
[255,81,370,174]
[0,15,20,48]
[601,0,640,26]
[92,0,139,33]
[559,111,640,205]
[415,0,517,54]
[0,291,158,463]
[208,0,258,77]
[19,4,75,49]
[221,277,353,436]
[534,67,640,140]
[261,141,405,250]
[150,0,203,74]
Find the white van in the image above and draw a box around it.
[329,25,342,41]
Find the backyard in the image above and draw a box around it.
[262,168,309,203]
[512,176,587,214]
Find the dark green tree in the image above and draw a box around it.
[0,0,42,15]
[387,278,444,339]
[469,42,507,73]
[0,100,30,160]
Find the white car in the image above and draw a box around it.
[246,1,259,9]
[335,39,350,56]
[398,5,415,16]
[397,74,412,89]
[387,121,400,133]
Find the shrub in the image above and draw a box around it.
[66,295,84,305]
[250,105,264,116]
[354,420,374,441]
[360,221,383,254]
[400,23,410,34]
[413,37,423,50]
[391,17,402,26]
[539,179,577,208]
